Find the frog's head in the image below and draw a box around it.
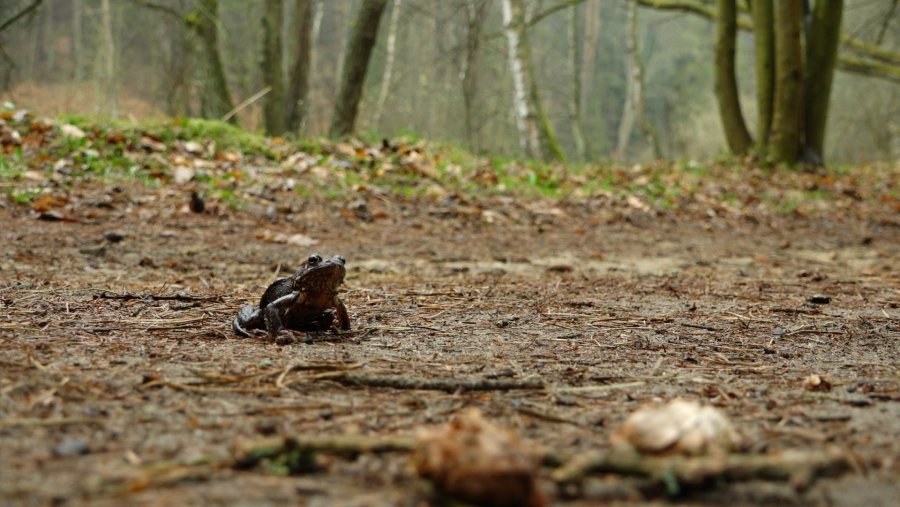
[292,253,346,292]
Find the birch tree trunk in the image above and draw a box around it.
[461,0,488,151]
[287,0,313,132]
[769,0,804,162]
[262,0,286,134]
[373,0,401,127]
[804,0,843,163]
[568,4,586,161]
[329,0,388,138]
[714,0,753,153]
[751,0,774,146]
[501,0,564,161]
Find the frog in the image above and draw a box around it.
[233,253,351,343]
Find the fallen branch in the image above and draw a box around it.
[233,434,415,467]
[94,291,223,302]
[551,447,851,492]
[0,416,103,428]
[142,379,279,396]
[315,372,545,392]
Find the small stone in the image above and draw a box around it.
[808,294,831,305]
[104,231,125,243]
[53,438,89,457]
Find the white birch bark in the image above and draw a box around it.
[373,0,402,126]
[501,0,540,159]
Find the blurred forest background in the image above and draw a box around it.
[0,0,897,164]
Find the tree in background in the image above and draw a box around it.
[261,0,285,135]
[804,0,845,163]
[460,0,489,152]
[330,0,388,138]
[714,0,752,154]
[768,0,805,162]
[187,0,237,123]
[286,0,314,133]
[642,0,849,164]
[501,0,564,161]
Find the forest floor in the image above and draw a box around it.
[0,115,898,506]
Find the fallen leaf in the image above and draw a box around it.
[804,374,832,392]
[256,230,318,247]
[172,166,194,184]
[611,399,739,456]
[412,409,545,507]
[59,124,86,139]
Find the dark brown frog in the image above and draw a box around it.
[233,253,351,342]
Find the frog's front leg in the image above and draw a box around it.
[263,291,306,339]
[233,304,262,337]
[334,298,351,331]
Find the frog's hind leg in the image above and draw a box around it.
[233,304,262,337]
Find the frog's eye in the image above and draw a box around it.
[308,254,322,265]
[335,255,346,265]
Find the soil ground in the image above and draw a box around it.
[1,180,898,506]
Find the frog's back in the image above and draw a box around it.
[258,277,293,308]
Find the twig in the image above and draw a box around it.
[551,447,851,491]
[94,291,223,302]
[233,434,416,467]
[0,417,103,428]
[316,373,545,393]
[221,86,271,122]
[680,323,720,332]
[553,381,646,394]
[0,0,44,32]
[514,401,585,426]
[142,380,279,396]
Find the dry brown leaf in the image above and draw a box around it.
[803,374,832,392]
[411,408,545,507]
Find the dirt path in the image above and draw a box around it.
[1,183,898,506]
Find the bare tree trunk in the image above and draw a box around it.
[714,0,753,154]
[306,0,324,134]
[461,0,488,151]
[616,0,658,160]
[804,0,843,163]
[287,0,313,133]
[191,0,236,123]
[501,0,564,161]
[568,4,586,161]
[72,0,84,80]
[98,0,117,117]
[770,0,804,163]
[751,0,774,146]
[262,0,286,134]
[581,0,601,157]
[329,0,388,138]
[373,0,401,127]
